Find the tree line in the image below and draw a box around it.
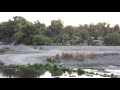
[0,16,120,46]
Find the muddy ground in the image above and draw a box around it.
[0,45,120,70]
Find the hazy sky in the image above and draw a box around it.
[0,12,120,27]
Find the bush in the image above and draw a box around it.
[62,67,70,73]
[0,61,87,78]
[46,57,56,63]
[13,31,25,44]
[55,54,60,60]
[77,68,85,75]
[50,65,63,76]
[104,33,120,46]
[33,35,52,45]
[0,61,5,68]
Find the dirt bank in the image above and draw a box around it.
[0,45,120,70]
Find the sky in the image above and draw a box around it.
[0,12,120,27]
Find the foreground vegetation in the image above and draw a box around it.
[0,61,114,78]
[0,16,120,46]
[0,61,85,78]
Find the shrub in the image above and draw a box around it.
[55,54,60,60]
[77,68,85,75]
[62,67,70,73]
[104,33,120,46]
[46,57,55,63]
[0,61,5,66]
[32,35,52,45]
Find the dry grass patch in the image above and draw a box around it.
[61,51,96,61]
[0,47,10,53]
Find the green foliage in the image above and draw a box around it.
[63,25,74,39]
[48,19,63,36]
[46,57,55,63]
[0,60,87,78]
[33,35,52,45]
[104,33,120,46]
[62,33,70,40]
[77,68,85,75]
[0,61,5,66]
[0,16,120,46]
[13,31,25,44]
[79,29,89,40]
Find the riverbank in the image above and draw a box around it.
[0,45,120,69]
[0,44,120,78]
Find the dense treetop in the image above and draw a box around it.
[0,16,120,46]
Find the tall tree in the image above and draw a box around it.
[48,19,63,37]
[104,33,120,46]
[63,25,74,39]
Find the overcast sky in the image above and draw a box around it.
[0,12,120,27]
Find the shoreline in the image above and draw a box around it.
[1,45,120,70]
